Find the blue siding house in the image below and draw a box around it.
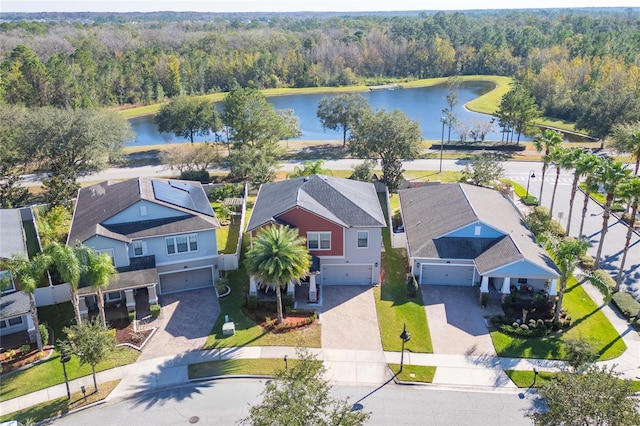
[67,178,220,316]
[399,184,560,297]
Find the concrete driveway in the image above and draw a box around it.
[422,286,502,356]
[137,287,220,362]
[318,286,382,351]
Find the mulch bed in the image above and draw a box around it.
[1,344,54,374]
[112,320,153,349]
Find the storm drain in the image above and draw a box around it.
[188,416,200,424]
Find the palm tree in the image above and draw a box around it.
[75,246,117,326]
[567,150,598,236]
[244,225,311,324]
[611,123,640,176]
[541,234,589,321]
[593,159,631,269]
[578,155,603,238]
[47,242,82,324]
[287,160,333,178]
[7,253,51,351]
[548,145,575,219]
[534,129,563,206]
[615,176,640,290]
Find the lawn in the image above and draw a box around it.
[203,235,321,349]
[505,370,640,392]
[491,278,626,361]
[375,193,433,353]
[188,358,310,379]
[388,364,437,383]
[0,380,121,424]
[0,303,139,402]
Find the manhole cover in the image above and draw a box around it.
[188,416,200,424]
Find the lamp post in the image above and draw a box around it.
[60,350,71,399]
[532,367,539,387]
[399,323,411,372]
[439,117,446,173]
[525,170,536,200]
[284,354,288,370]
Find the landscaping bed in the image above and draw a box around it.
[1,343,53,374]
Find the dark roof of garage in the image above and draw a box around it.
[246,174,386,232]
[399,184,559,276]
[0,289,31,319]
[68,178,219,245]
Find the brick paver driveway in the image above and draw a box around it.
[137,287,220,361]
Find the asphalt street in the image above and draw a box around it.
[51,379,534,426]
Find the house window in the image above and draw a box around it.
[0,270,15,293]
[132,241,144,257]
[140,205,147,216]
[8,316,23,326]
[474,226,481,236]
[166,234,198,255]
[95,249,115,266]
[307,232,330,250]
[0,320,5,328]
[357,231,369,248]
[517,278,528,284]
[106,291,121,302]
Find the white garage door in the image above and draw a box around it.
[420,264,474,286]
[159,267,214,294]
[322,265,372,285]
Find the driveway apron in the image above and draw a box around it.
[137,287,220,361]
[319,286,382,351]
[422,286,500,356]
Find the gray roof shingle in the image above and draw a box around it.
[0,289,31,318]
[246,175,386,232]
[399,184,559,276]
[68,178,219,245]
[0,209,27,259]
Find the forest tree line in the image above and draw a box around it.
[1,9,640,137]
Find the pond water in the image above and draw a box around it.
[128,81,523,146]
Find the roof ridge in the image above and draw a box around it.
[459,184,479,219]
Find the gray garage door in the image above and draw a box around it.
[420,264,474,286]
[159,267,214,294]
[322,265,372,285]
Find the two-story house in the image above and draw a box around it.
[0,208,37,344]
[246,174,385,301]
[399,183,560,297]
[67,178,220,316]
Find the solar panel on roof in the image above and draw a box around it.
[151,180,213,216]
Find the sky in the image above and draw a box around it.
[2,0,639,13]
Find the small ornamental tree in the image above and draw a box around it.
[241,347,370,426]
[61,319,116,392]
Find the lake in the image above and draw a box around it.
[128,81,523,146]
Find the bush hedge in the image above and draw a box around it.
[150,304,161,319]
[180,169,210,183]
[611,292,640,319]
[428,143,526,152]
[590,269,616,297]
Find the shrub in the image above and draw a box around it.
[150,304,161,319]
[6,349,16,360]
[537,319,545,327]
[180,169,210,183]
[20,344,31,354]
[128,311,136,323]
[611,203,625,212]
[212,183,240,201]
[499,322,549,338]
[39,323,49,346]
[611,292,640,319]
[579,254,596,271]
[281,294,293,307]
[520,324,529,330]
[247,295,258,309]
[407,275,419,297]
[521,195,538,206]
[480,292,489,307]
[590,269,616,297]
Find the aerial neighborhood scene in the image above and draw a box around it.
[2,0,640,424]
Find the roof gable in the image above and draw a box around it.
[246,175,385,232]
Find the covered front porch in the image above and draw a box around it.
[248,256,321,303]
[479,275,558,300]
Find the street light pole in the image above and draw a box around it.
[525,170,535,200]
[399,323,411,372]
[439,117,445,173]
[60,350,71,400]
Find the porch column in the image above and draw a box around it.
[548,279,558,297]
[147,284,158,304]
[308,275,317,303]
[501,277,511,294]
[79,296,89,322]
[249,276,257,296]
[125,289,136,312]
[480,276,489,293]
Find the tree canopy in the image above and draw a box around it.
[154,96,220,142]
[348,108,422,192]
[241,347,369,426]
[316,93,371,145]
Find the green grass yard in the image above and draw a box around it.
[491,278,626,361]
[188,358,312,379]
[375,193,433,353]
[505,370,640,392]
[388,364,437,383]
